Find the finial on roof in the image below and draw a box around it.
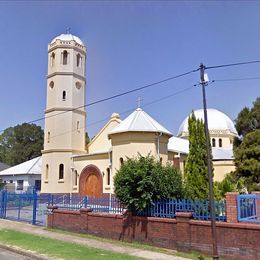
[137,97,143,109]
[66,27,71,34]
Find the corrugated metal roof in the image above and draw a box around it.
[212,148,234,160]
[0,157,42,176]
[168,136,189,154]
[109,108,172,137]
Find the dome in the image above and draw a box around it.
[177,108,238,136]
[51,33,84,46]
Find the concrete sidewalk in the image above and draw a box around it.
[0,219,190,260]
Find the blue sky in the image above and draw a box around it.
[0,1,259,138]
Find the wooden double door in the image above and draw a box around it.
[79,165,103,197]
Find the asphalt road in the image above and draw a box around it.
[0,248,32,260]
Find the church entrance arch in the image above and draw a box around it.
[79,165,103,197]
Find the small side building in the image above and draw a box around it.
[0,157,42,192]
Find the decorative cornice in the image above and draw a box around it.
[47,72,85,82]
[45,107,86,115]
[42,149,86,154]
[48,44,86,54]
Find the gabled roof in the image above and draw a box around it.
[109,108,172,137]
[0,157,42,176]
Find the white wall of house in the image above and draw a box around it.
[0,174,41,193]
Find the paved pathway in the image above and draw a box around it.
[0,219,189,260]
[0,246,33,260]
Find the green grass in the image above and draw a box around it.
[46,227,211,260]
[0,229,139,260]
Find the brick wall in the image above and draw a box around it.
[47,193,260,259]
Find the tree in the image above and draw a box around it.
[0,123,44,166]
[114,154,183,213]
[234,130,260,192]
[184,112,212,200]
[214,172,247,199]
[234,97,260,147]
[233,98,260,192]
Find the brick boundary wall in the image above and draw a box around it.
[47,193,260,259]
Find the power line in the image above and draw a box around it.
[212,77,260,82]
[47,84,197,141]
[206,60,260,70]
[19,68,200,126]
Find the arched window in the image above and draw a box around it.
[47,132,50,143]
[50,52,55,67]
[45,164,49,180]
[76,53,81,67]
[62,50,68,65]
[212,138,216,147]
[219,138,222,148]
[160,157,163,164]
[62,91,66,101]
[107,168,110,185]
[59,164,64,179]
[74,170,78,186]
[120,157,124,166]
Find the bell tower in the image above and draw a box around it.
[41,33,86,193]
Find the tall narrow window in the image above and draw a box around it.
[47,132,50,143]
[120,157,124,166]
[50,52,55,67]
[45,164,49,180]
[219,138,222,148]
[77,121,80,132]
[74,170,78,186]
[212,138,216,147]
[107,168,110,185]
[62,50,68,65]
[76,53,81,67]
[59,164,64,180]
[62,91,66,101]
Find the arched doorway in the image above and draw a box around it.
[79,165,103,197]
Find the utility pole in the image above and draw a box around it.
[199,63,219,260]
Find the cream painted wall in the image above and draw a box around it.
[72,153,110,193]
[88,115,121,154]
[41,152,74,193]
[110,132,170,192]
[213,160,235,182]
[42,37,86,193]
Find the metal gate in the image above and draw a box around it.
[0,188,50,226]
[237,194,260,223]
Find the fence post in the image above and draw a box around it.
[226,192,238,223]
[84,196,88,208]
[252,192,260,218]
[32,188,37,225]
[3,189,7,218]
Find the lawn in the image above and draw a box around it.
[0,229,140,260]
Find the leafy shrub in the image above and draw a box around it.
[114,154,183,214]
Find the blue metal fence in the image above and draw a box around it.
[0,188,50,226]
[48,194,124,214]
[1,188,227,225]
[138,198,226,221]
[237,194,260,223]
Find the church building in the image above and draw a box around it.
[41,33,238,195]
